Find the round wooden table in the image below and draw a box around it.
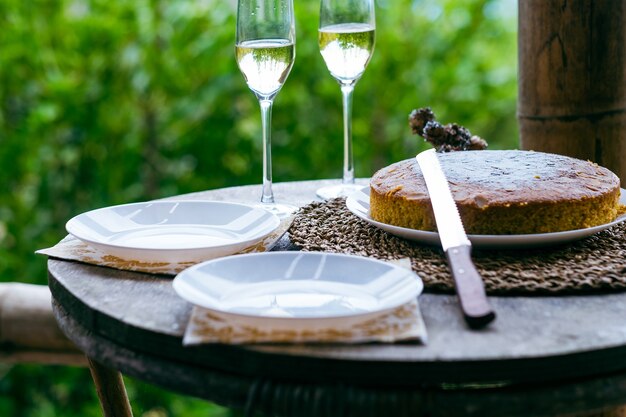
[48,180,626,417]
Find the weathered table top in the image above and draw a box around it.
[48,180,626,417]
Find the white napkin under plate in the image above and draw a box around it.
[183,300,427,345]
[182,258,428,345]
[36,216,293,275]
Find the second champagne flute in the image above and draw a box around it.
[235,0,297,217]
[316,0,376,200]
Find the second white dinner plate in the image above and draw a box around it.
[173,252,423,330]
[66,200,280,263]
[346,187,626,249]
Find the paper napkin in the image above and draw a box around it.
[183,300,427,345]
[182,258,427,345]
[36,216,293,275]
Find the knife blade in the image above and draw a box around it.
[415,149,496,328]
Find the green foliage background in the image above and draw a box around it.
[0,0,517,415]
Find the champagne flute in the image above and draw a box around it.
[236,0,297,217]
[316,0,376,200]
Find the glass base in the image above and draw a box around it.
[255,202,298,219]
[316,183,364,200]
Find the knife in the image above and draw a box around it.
[415,149,496,328]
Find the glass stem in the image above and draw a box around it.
[259,99,275,204]
[341,83,355,185]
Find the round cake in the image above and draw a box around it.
[369,150,622,235]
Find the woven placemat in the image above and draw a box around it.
[288,198,626,295]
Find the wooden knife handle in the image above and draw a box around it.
[445,245,496,329]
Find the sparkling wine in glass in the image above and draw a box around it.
[316,0,376,200]
[236,0,297,217]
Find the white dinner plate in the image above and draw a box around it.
[346,187,626,249]
[66,200,280,263]
[173,252,423,330]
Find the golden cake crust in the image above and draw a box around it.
[369,150,621,234]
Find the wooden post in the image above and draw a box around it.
[518,0,626,184]
[0,283,133,416]
[88,358,134,417]
[0,283,86,365]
